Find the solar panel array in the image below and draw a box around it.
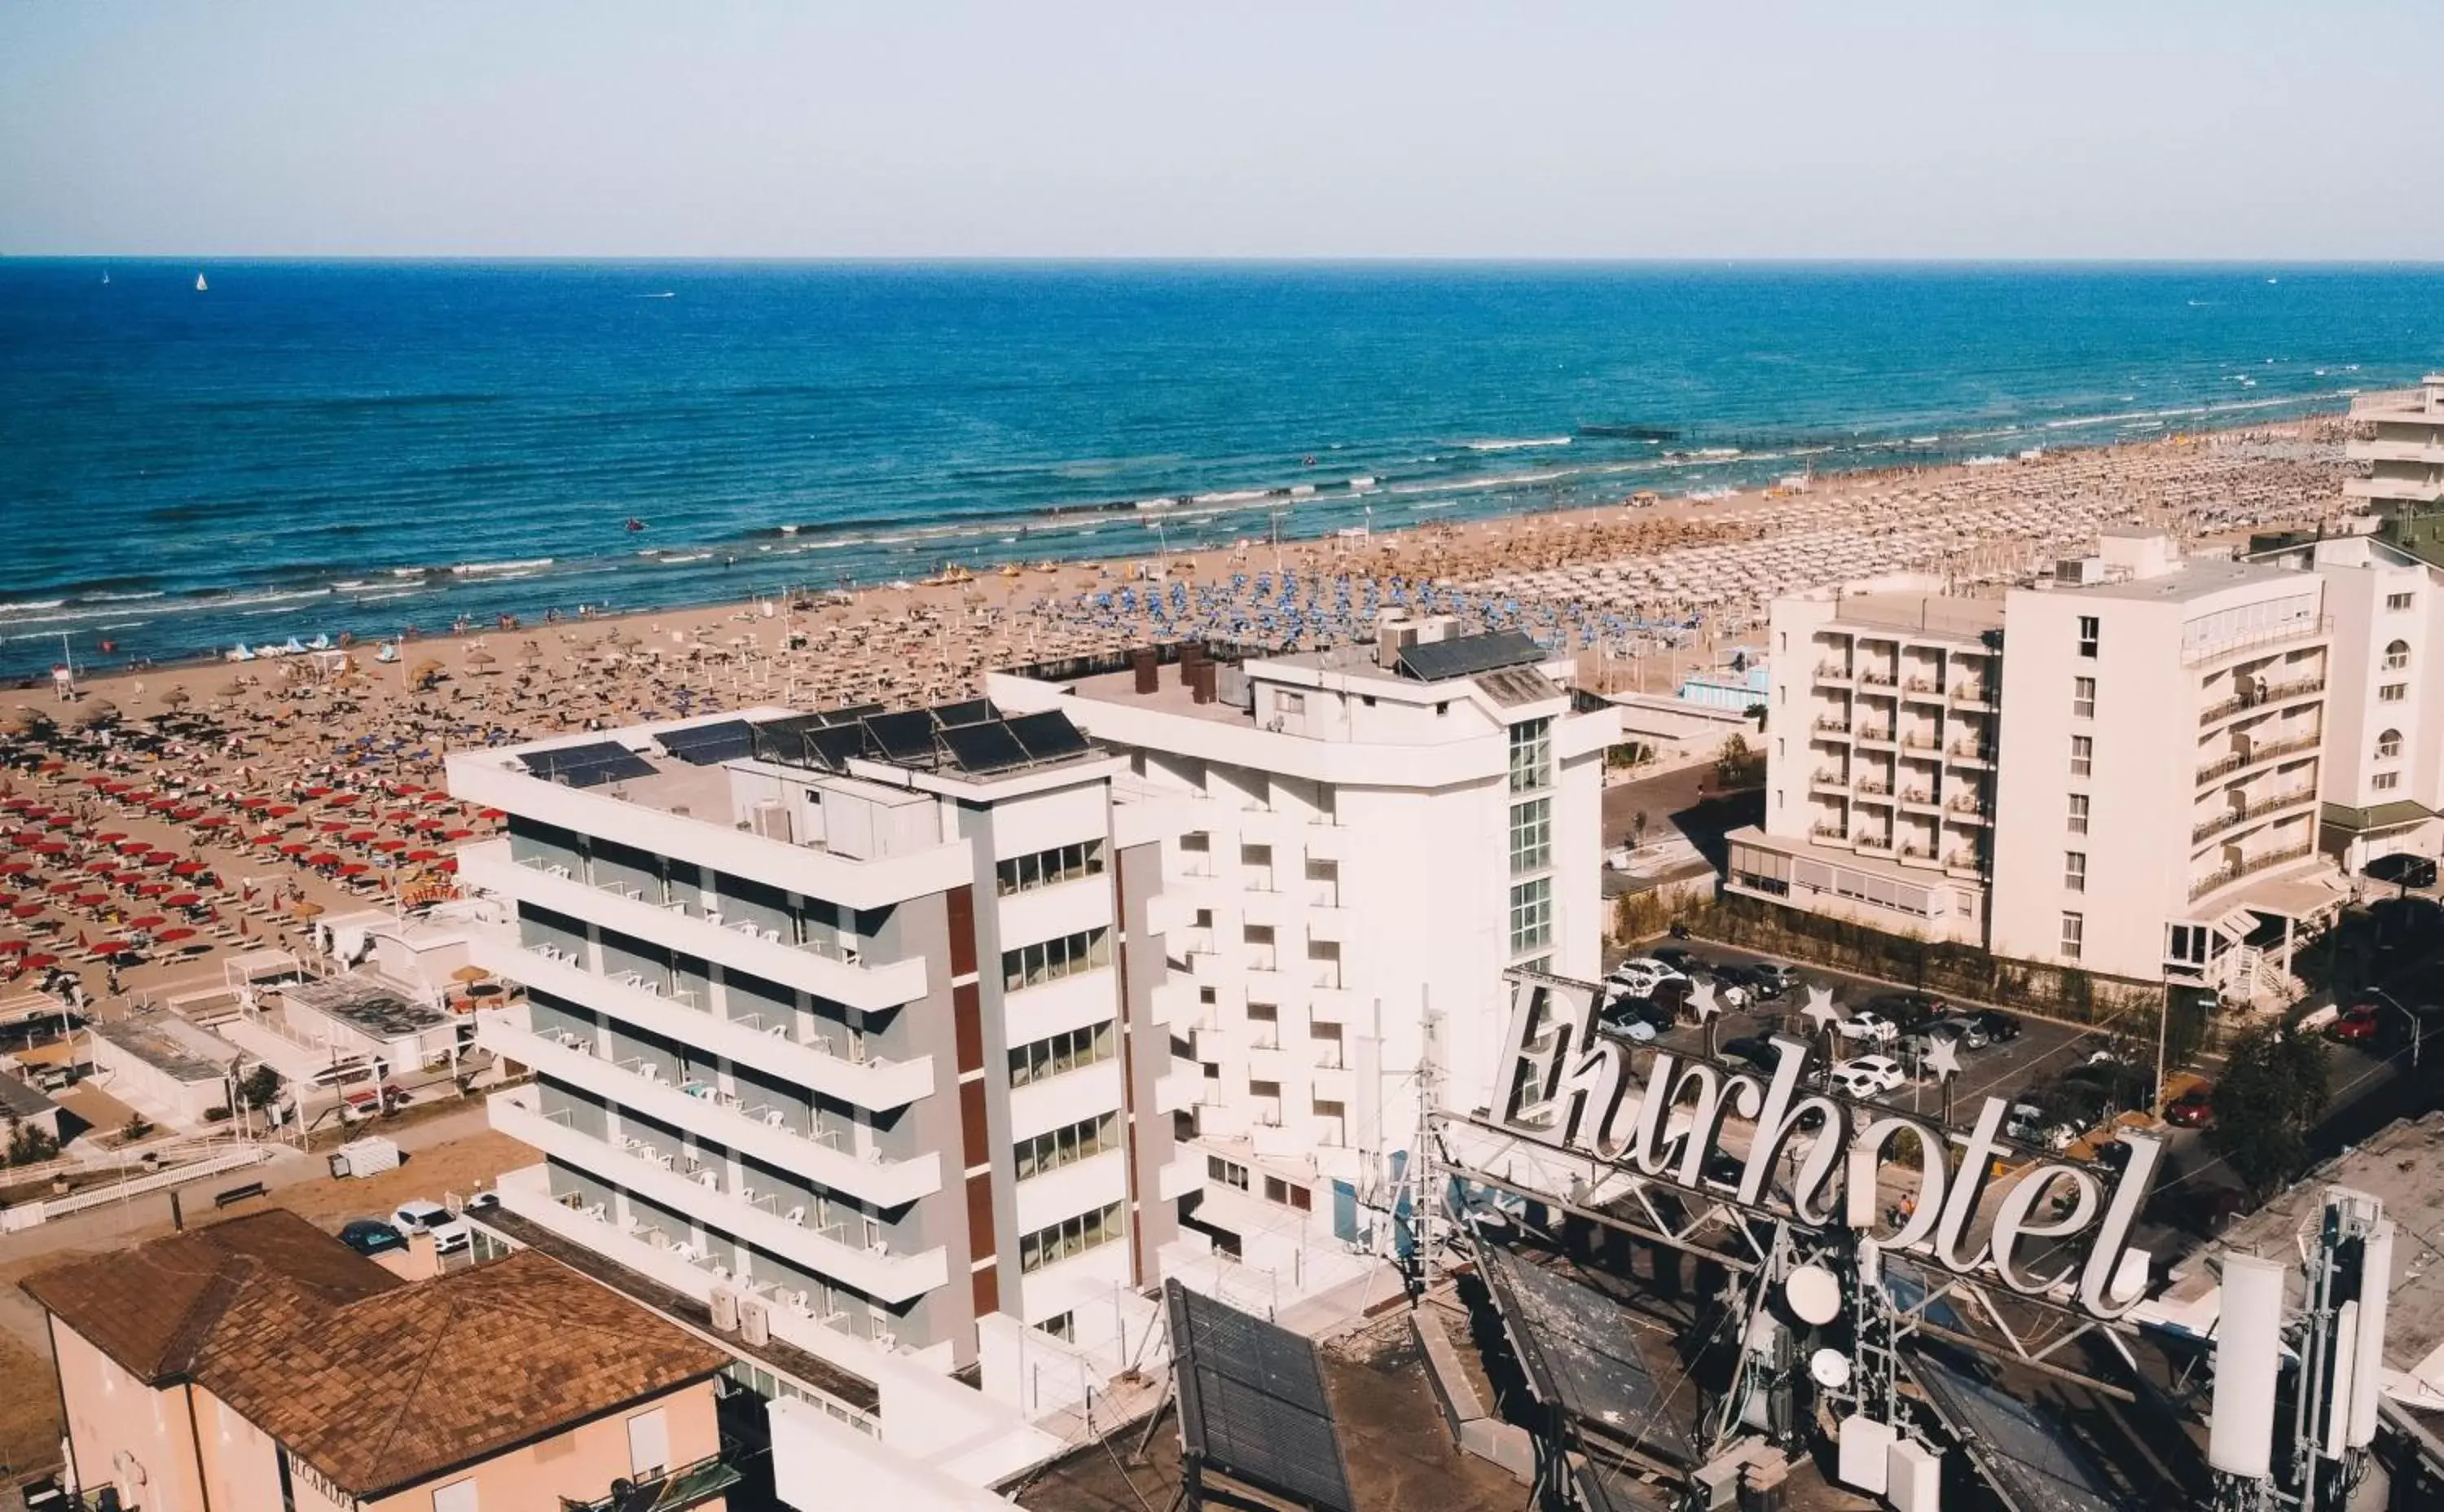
[1165,1280,1356,1512]
[519,741,658,789]
[1908,1352,2139,1512]
[1478,1244,1693,1463]
[1396,628,1546,683]
[743,702,1094,779]
[656,719,756,766]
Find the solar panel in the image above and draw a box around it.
[820,703,886,727]
[807,724,870,772]
[927,698,1000,728]
[864,710,938,764]
[1475,665,1560,707]
[1007,710,1091,763]
[1167,1281,1355,1512]
[657,719,754,766]
[519,741,656,789]
[1478,1244,1693,1463]
[938,719,1031,775]
[1908,1352,2142,1512]
[1396,628,1545,683]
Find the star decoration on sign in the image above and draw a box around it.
[1801,985,1841,1035]
[1687,981,1721,1022]
[1924,1034,1963,1082]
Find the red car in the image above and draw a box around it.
[2165,1085,2214,1127]
[2328,1004,2381,1044]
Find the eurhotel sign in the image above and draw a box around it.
[1492,973,2162,1320]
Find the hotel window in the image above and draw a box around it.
[2381,683,2408,703]
[2077,616,2099,658]
[2389,592,2415,612]
[1002,927,1111,992]
[2064,851,2087,892]
[2374,771,2402,792]
[996,840,1106,896]
[1510,797,1552,874]
[1018,1202,1123,1273]
[1014,1112,1120,1180]
[2060,912,2085,960]
[1315,1098,1347,1145]
[433,1480,478,1512]
[1312,1020,1344,1069]
[1248,1002,1279,1048]
[1510,877,1554,954]
[1509,718,1554,793]
[1264,1176,1312,1211]
[1008,1020,1115,1087]
[1276,689,1305,716]
[2069,735,2093,778]
[2072,676,2096,719]
[2378,728,2403,760]
[2067,793,2090,835]
[1207,1155,1250,1189]
[2385,640,2412,671]
[1037,1312,1075,1343]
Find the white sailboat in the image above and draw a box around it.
[194,273,208,292]
[100,270,110,285]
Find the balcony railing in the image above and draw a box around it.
[1945,797,1992,824]
[1948,741,1996,763]
[1809,823,1848,841]
[1853,833,1897,854]
[1813,718,1854,736]
[1944,849,1986,871]
[560,1448,745,1512]
[1903,676,1940,694]
[1854,779,1892,796]
[1811,769,1848,787]
[1950,683,1994,705]
[1900,789,1936,806]
[2190,842,2317,902]
[2196,733,2321,785]
[2192,788,2319,845]
[2182,615,2332,668]
[1900,732,1941,751]
[1857,669,1899,687]
[1856,727,1897,744]
[2199,678,2327,728]
[1816,662,1856,681]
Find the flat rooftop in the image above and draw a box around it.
[1826,590,2004,640]
[90,1012,234,1083]
[2060,555,2301,604]
[281,974,448,1039]
[0,1068,60,1121]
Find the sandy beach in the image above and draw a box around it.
[0,416,2353,1009]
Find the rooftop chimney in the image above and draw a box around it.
[1178,643,1204,688]
[1129,646,1159,696]
[1190,660,1218,705]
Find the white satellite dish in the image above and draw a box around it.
[1785,1264,1842,1325]
[1809,1348,1852,1389]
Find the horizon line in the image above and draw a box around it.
[11,253,2444,269]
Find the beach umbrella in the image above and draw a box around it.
[0,940,23,955]
[292,899,323,918]
[406,848,440,862]
[77,702,119,728]
[21,952,56,969]
[10,904,43,919]
[125,915,165,930]
[160,688,191,710]
[170,860,205,877]
[164,892,202,908]
[155,926,196,944]
[451,964,490,984]
[277,842,309,855]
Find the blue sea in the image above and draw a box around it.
[2,260,2441,677]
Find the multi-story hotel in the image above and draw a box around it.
[990,618,1615,1287]
[446,701,1194,1462]
[2253,512,2444,872]
[1732,531,2345,995]
[2346,375,2444,517]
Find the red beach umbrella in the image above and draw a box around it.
[125,915,166,930]
[21,952,57,969]
[155,926,196,943]
[277,842,310,855]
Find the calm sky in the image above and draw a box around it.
[4,1,2437,260]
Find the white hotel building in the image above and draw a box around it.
[447,704,1197,1474]
[2345,375,2444,517]
[990,622,1615,1290]
[1732,532,2347,995]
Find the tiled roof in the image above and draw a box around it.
[20,1209,402,1382]
[23,1214,727,1498]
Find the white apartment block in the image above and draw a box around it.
[1734,532,2348,996]
[990,620,1615,1291]
[446,704,1194,1468]
[2253,518,2444,870]
[2345,376,2444,516]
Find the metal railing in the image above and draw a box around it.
[1948,741,1996,762]
[1857,669,1898,687]
[1813,718,1854,735]
[2196,733,2321,785]
[2181,615,2332,668]
[2191,788,2319,844]
[2189,842,2316,901]
[1950,683,1994,704]
[2199,678,2327,728]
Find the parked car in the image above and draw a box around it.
[1831,1056,1906,1097]
[2328,1004,2382,1044]
[1649,946,1708,974]
[1745,962,1804,998]
[2365,852,2440,890]
[1866,991,1947,1030]
[1607,960,1690,1000]
[1834,1009,1902,1046]
[1719,1035,1778,1071]
[1926,1014,1990,1050]
[2004,1102,2077,1152]
[1597,1010,1659,1045]
[389,1199,471,1255]
[2165,1085,2214,1127]
[1972,1009,2024,1043]
[338,1218,407,1257]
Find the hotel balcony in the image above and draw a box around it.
[1897,789,1941,815]
[2199,678,2326,731]
[1949,683,1995,711]
[1809,770,1850,798]
[1852,832,1897,856]
[1945,796,1993,826]
[1809,822,1849,842]
[1812,716,1855,738]
[1814,662,1856,686]
[1852,777,1895,802]
[2196,733,2321,788]
[2189,842,2318,903]
[2191,786,2319,847]
[475,938,937,1113]
[1946,740,1995,768]
[2345,476,2444,505]
[2347,438,2444,466]
[489,1090,949,1304]
[1854,727,1899,750]
[1855,668,1900,691]
[1943,848,1986,877]
[2182,617,2332,670]
[480,1010,944,1211]
[1154,1057,1202,1115]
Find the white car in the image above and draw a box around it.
[1831,1056,1906,1097]
[1835,1009,1901,1045]
[2005,1105,2078,1152]
[390,1199,471,1255]
[1607,960,1688,996]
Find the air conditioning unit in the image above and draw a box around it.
[750,801,794,843]
[710,1285,741,1333]
[741,1299,771,1347]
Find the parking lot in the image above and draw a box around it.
[1603,937,2156,1127]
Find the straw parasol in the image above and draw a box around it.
[451,964,491,985]
[290,899,324,919]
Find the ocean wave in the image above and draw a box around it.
[452,558,556,574]
[1466,437,1571,451]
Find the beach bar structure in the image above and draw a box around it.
[446,702,1189,1477]
[86,1010,239,1127]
